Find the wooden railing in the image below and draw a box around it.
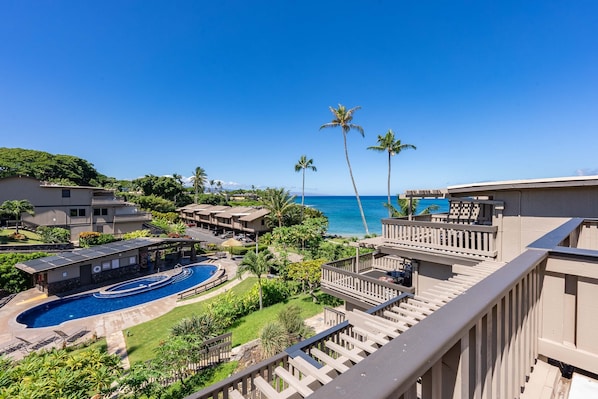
[323,307,346,326]
[382,218,498,258]
[177,270,228,300]
[325,253,405,274]
[372,255,406,272]
[133,333,232,393]
[324,253,374,274]
[321,264,414,307]
[184,295,410,399]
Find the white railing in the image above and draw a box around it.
[382,218,498,258]
[321,265,414,307]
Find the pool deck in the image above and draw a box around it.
[0,257,240,362]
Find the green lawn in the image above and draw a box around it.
[125,277,258,364]
[0,228,44,244]
[125,278,325,365]
[230,294,323,346]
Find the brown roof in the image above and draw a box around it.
[197,205,229,216]
[239,208,270,221]
[216,206,254,219]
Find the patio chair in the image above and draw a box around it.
[30,335,60,351]
[54,328,89,344]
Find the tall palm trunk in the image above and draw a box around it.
[301,168,306,220]
[387,151,392,218]
[343,132,369,235]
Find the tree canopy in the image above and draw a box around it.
[0,147,107,186]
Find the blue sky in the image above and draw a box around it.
[1,1,597,195]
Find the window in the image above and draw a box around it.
[62,189,70,198]
[102,208,108,215]
[94,209,100,216]
[93,208,108,216]
[70,209,86,217]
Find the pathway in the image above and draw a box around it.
[104,257,240,368]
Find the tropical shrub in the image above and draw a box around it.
[259,278,294,306]
[151,211,179,223]
[78,231,116,247]
[150,217,185,235]
[260,321,291,358]
[0,252,48,293]
[171,313,221,340]
[277,304,314,340]
[36,226,70,243]
[0,346,122,398]
[206,291,244,329]
[260,305,314,358]
[205,279,293,331]
[287,259,324,302]
[122,229,151,240]
[134,195,175,213]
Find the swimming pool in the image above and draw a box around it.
[17,264,218,328]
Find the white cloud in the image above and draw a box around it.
[575,168,598,176]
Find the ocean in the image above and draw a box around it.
[298,196,449,237]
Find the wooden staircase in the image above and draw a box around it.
[229,260,505,398]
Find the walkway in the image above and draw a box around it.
[1,257,239,365]
[104,257,239,368]
[105,262,245,369]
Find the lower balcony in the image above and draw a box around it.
[321,253,415,308]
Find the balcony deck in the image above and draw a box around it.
[361,217,498,261]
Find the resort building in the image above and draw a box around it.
[186,175,598,399]
[178,204,270,237]
[0,176,152,240]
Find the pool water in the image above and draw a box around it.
[17,264,217,328]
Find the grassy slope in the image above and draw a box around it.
[0,228,44,244]
[125,277,324,365]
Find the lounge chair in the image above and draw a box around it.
[0,340,27,356]
[30,335,60,351]
[54,328,89,344]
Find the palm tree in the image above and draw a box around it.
[237,249,275,310]
[190,167,207,203]
[263,187,296,228]
[294,155,317,221]
[172,173,183,185]
[320,104,369,235]
[368,130,416,217]
[0,199,35,233]
[209,179,215,193]
[385,196,439,218]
